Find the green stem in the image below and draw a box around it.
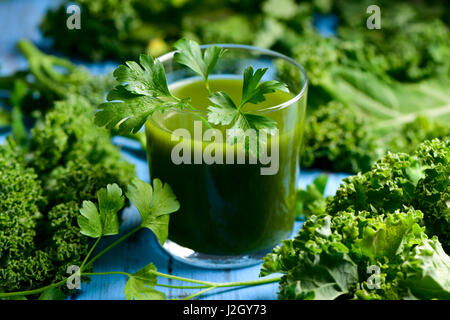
[84,225,142,268]
[156,284,209,289]
[80,237,101,271]
[181,287,216,300]
[186,103,213,129]
[83,271,132,278]
[0,227,142,299]
[214,276,282,288]
[150,270,215,286]
[205,80,212,96]
[149,270,282,289]
[0,220,281,300]
[83,272,212,289]
[0,279,67,299]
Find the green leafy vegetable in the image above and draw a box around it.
[296,174,328,219]
[240,66,288,106]
[114,54,172,97]
[124,263,166,300]
[38,288,66,300]
[78,184,124,238]
[174,38,225,90]
[206,66,286,154]
[9,80,28,145]
[126,178,180,244]
[95,39,288,156]
[263,139,450,300]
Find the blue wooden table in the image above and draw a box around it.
[0,0,348,300]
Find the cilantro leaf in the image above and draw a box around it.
[174,38,225,82]
[241,66,289,107]
[124,263,166,300]
[126,178,180,244]
[77,183,124,238]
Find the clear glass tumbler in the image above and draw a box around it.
[146,44,308,268]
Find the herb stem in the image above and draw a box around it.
[181,286,216,300]
[187,104,213,129]
[149,270,282,289]
[205,80,212,96]
[84,225,142,268]
[156,284,209,289]
[150,270,216,286]
[214,275,282,288]
[0,279,67,298]
[83,271,132,278]
[80,237,101,271]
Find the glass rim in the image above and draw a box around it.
[157,43,308,113]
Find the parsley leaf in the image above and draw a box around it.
[77,184,124,238]
[228,112,277,155]
[240,66,289,107]
[95,86,166,134]
[126,178,180,244]
[95,54,188,135]
[207,91,238,125]
[207,88,278,155]
[114,54,172,97]
[174,38,225,84]
[124,263,166,300]
[38,288,66,300]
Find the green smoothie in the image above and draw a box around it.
[146,78,306,255]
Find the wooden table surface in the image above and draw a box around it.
[0,0,348,300]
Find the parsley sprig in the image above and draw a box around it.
[0,178,281,300]
[208,66,288,154]
[94,38,289,154]
[174,38,226,95]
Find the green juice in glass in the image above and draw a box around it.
[146,78,305,255]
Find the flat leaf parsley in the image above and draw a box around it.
[94,38,289,155]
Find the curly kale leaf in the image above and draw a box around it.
[400,238,450,300]
[27,95,135,205]
[0,140,51,292]
[412,139,450,252]
[264,139,450,300]
[301,102,382,173]
[296,174,329,219]
[45,201,91,282]
[262,207,447,300]
[328,138,449,249]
